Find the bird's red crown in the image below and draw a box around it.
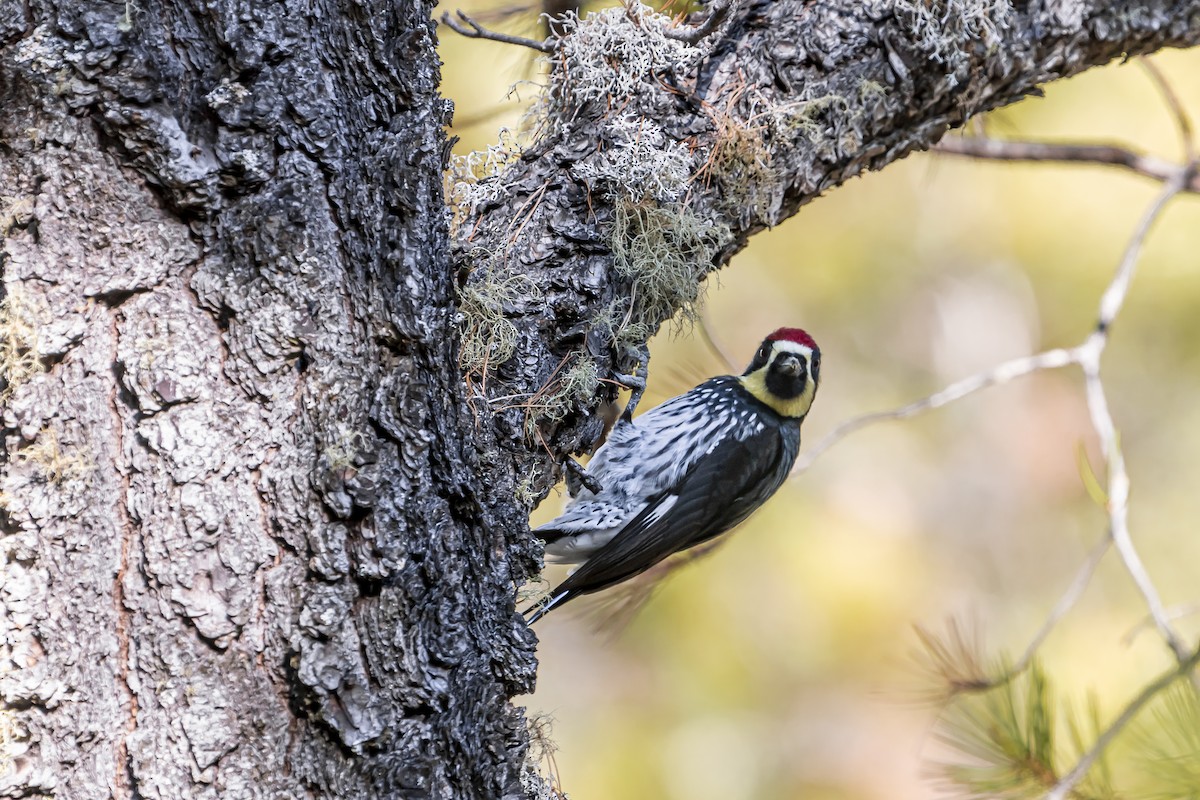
[766,327,818,351]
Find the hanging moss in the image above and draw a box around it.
[457,270,541,376]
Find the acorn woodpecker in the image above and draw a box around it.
[527,328,820,623]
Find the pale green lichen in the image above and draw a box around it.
[611,197,729,334]
[0,291,45,404]
[548,3,704,120]
[542,2,728,318]
[16,427,93,485]
[858,79,889,104]
[522,354,601,437]
[457,269,541,376]
[766,94,850,147]
[449,1,739,405]
[572,115,694,204]
[521,713,569,800]
[322,426,369,471]
[515,460,553,509]
[698,109,777,221]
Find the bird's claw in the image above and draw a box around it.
[616,346,650,423]
[563,456,603,496]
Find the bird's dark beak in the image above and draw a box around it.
[777,354,802,376]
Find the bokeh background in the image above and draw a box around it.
[440,7,1200,798]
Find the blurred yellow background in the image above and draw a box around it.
[440,7,1200,798]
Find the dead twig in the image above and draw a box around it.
[1009,533,1112,677]
[1139,57,1196,163]
[934,135,1200,193]
[440,9,554,53]
[663,0,732,44]
[791,347,1079,475]
[1078,169,1194,665]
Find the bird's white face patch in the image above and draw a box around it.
[769,340,814,365]
[739,340,819,418]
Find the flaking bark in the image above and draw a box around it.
[2,2,535,798]
[0,1,1198,798]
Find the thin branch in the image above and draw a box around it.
[792,347,1079,475]
[662,0,731,44]
[440,9,554,53]
[1010,533,1113,677]
[1123,601,1200,647]
[1078,169,1194,664]
[1045,642,1200,800]
[1139,57,1196,163]
[792,164,1195,680]
[933,136,1200,192]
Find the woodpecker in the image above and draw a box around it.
[527,327,820,623]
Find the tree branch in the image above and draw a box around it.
[933,135,1200,192]
[1078,169,1194,664]
[662,0,732,45]
[935,54,1199,190]
[791,348,1079,476]
[451,0,1200,481]
[440,9,553,53]
[1011,533,1112,678]
[1140,57,1197,162]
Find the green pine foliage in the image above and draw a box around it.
[919,623,1200,800]
[1131,683,1200,800]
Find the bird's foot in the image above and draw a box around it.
[563,456,603,496]
[614,344,650,422]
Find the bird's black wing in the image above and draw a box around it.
[528,426,790,622]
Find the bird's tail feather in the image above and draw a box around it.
[524,588,571,625]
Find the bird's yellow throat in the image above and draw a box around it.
[738,371,816,419]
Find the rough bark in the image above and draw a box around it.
[1,2,535,798]
[0,1,1198,800]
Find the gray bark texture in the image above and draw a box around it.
[0,1,1196,799]
[0,1,534,798]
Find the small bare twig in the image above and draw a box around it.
[1010,533,1113,677]
[1139,57,1196,163]
[1123,602,1200,646]
[663,0,732,44]
[934,135,1200,193]
[440,9,554,53]
[792,347,1078,475]
[1078,170,1193,665]
[794,164,1195,680]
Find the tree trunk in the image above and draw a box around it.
[1,3,536,798]
[1,1,1198,799]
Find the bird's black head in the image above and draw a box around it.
[739,327,820,418]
